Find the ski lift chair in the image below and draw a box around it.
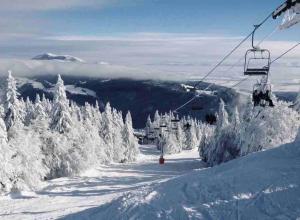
[244,48,271,76]
[252,82,274,107]
[171,117,180,129]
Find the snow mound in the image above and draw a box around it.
[32,53,84,63]
[65,140,300,220]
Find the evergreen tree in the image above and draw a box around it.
[24,97,34,125]
[0,115,14,192]
[122,112,139,162]
[4,71,24,129]
[50,74,72,133]
[185,120,198,150]
[294,88,300,112]
[100,103,114,161]
[232,106,240,129]
[145,115,152,138]
[112,109,125,162]
[176,124,185,151]
[216,99,229,131]
[34,94,46,120]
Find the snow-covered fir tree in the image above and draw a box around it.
[293,88,300,112]
[0,73,140,193]
[185,120,198,150]
[216,99,229,131]
[200,97,300,166]
[50,74,72,133]
[100,103,115,161]
[3,71,24,130]
[122,112,139,162]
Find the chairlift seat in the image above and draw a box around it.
[244,68,269,75]
[191,106,203,110]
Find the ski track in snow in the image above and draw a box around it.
[0,146,203,220]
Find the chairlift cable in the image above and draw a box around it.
[221,41,300,93]
[270,42,300,64]
[173,96,199,113]
[221,27,278,74]
[172,5,291,114]
[172,28,276,113]
[193,12,274,90]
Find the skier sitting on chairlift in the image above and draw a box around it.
[252,77,274,107]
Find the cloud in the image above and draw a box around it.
[0,33,299,91]
[45,33,245,42]
[0,0,121,11]
[0,59,180,81]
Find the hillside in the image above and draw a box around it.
[63,138,300,220]
[9,76,241,128]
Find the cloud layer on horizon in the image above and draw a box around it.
[0,33,299,92]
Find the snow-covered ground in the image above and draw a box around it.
[1,140,299,220]
[83,140,300,220]
[0,146,203,220]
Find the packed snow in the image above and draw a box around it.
[66,137,300,220]
[0,70,299,219]
[0,146,202,220]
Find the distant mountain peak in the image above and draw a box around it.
[32,53,84,63]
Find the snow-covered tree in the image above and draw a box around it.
[239,101,299,155]
[200,99,300,166]
[158,132,178,154]
[122,112,139,162]
[50,75,72,133]
[175,123,185,151]
[216,99,229,131]
[0,73,141,193]
[34,94,47,120]
[185,120,198,150]
[293,88,300,112]
[111,109,125,162]
[145,115,152,137]
[232,106,240,129]
[100,103,115,161]
[4,71,24,130]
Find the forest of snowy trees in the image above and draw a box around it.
[144,111,210,154]
[0,70,299,194]
[0,72,139,193]
[146,96,300,167]
[199,98,300,166]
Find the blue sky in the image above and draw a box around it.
[0,0,298,40]
[27,0,298,39]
